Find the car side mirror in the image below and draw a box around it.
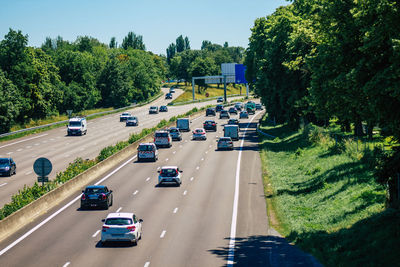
[180,170,183,173]
[157,170,160,173]
[82,190,84,193]
[101,219,105,222]
[139,219,143,223]
[110,190,113,193]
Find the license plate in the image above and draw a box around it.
[91,204,97,207]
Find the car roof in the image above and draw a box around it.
[195,128,205,130]
[139,142,155,146]
[161,166,178,169]
[204,120,215,122]
[220,137,232,140]
[155,130,168,133]
[106,212,134,219]
[86,185,106,189]
[69,117,85,121]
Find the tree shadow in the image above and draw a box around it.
[285,209,400,267]
[208,235,322,266]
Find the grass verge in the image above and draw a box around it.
[258,117,400,266]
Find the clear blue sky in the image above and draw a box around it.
[0,0,288,55]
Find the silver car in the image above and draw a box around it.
[158,166,183,186]
[217,137,234,150]
[101,212,143,246]
[168,127,182,141]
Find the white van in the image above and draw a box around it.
[67,117,87,136]
[223,124,239,141]
[176,118,191,132]
[137,143,158,162]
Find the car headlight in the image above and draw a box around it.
[4,167,10,171]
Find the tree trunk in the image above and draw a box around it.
[354,119,364,137]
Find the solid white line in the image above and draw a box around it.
[160,230,166,238]
[146,177,150,182]
[183,190,187,195]
[0,154,137,256]
[133,190,139,195]
[0,183,7,187]
[173,207,178,213]
[227,112,260,266]
[144,262,150,267]
[63,262,71,267]
[0,134,48,149]
[92,230,100,237]
[116,207,122,212]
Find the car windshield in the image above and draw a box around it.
[150,106,157,109]
[219,138,230,142]
[85,187,105,194]
[105,218,133,225]
[169,129,178,133]
[0,159,9,164]
[69,121,82,127]
[122,113,130,116]
[138,145,154,151]
[155,132,168,137]
[205,121,213,124]
[128,117,137,120]
[195,129,203,133]
[161,168,178,177]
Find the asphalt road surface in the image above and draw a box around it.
[0,88,242,207]
[0,109,322,267]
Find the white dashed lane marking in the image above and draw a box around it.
[0,183,7,187]
[190,177,194,181]
[146,177,150,182]
[196,166,200,170]
[173,151,176,154]
[183,190,187,196]
[144,262,150,267]
[92,230,100,237]
[160,230,166,238]
[133,190,139,195]
[17,149,22,152]
[63,262,71,267]
[116,207,122,212]
[201,158,204,161]
[173,207,178,214]
[25,171,32,175]
[7,152,13,155]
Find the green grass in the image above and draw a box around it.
[259,118,400,266]
[171,83,245,103]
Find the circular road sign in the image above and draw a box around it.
[33,157,52,177]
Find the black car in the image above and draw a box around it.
[203,120,217,131]
[206,108,216,116]
[227,118,239,125]
[159,105,168,112]
[81,185,113,210]
[229,107,238,114]
[219,110,230,119]
[165,93,173,99]
[255,103,263,110]
[0,158,16,176]
[217,97,224,103]
[216,105,224,112]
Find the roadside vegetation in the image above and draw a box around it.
[0,106,205,220]
[259,116,400,266]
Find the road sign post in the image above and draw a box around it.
[33,157,52,186]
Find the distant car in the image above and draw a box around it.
[159,105,168,112]
[206,108,216,116]
[81,185,113,210]
[169,88,175,93]
[149,106,159,114]
[227,118,239,125]
[158,166,183,186]
[255,103,263,110]
[235,102,243,111]
[101,212,143,246]
[216,105,224,112]
[137,143,158,162]
[0,158,16,176]
[126,116,139,126]
[229,107,238,114]
[168,127,182,141]
[219,110,230,119]
[154,130,172,148]
[239,111,249,119]
[217,137,234,150]
[165,93,173,99]
[192,128,207,140]
[203,120,217,131]
[120,112,132,122]
[217,97,224,103]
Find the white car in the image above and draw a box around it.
[120,112,132,122]
[154,131,172,148]
[101,212,143,245]
[158,166,183,186]
[192,128,207,140]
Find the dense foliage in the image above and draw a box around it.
[246,0,400,204]
[0,29,165,133]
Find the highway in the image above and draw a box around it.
[0,109,321,267]
[0,88,242,207]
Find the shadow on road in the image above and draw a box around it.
[208,235,322,267]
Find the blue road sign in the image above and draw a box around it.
[235,64,247,84]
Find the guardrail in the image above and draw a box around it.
[0,92,163,139]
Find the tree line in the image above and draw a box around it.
[166,35,245,91]
[0,29,165,133]
[245,0,400,203]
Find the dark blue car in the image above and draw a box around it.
[81,185,113,210]
[0,158,16,177]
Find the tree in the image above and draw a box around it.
[121,31,146,50]
[109,37,117,48]
[224,42,229,48]
[184,36,190,50]
[176,35,185,53]
[166,43,176,64]
[0,70,21,133]
[189,56,218,93]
